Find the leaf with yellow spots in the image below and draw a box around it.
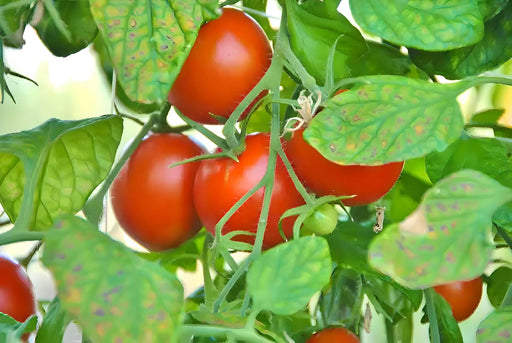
[306,75,471,165]
[89,0,218,103]
[350,0,484,51]
[368,169,512,289]
[42,215,185,343]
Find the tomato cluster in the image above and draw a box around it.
[111,8,404,251]
[0,254,36,339]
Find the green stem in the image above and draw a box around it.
[83,114,158,225]
[218,246,239,272]
[202,234,217,309]
[466,123,512,135]
[495,223,512,253]
[277,148,314,204]
[425,289,441,343]
[20,241,43,268]
[469,75,512,88]
[213,257,253,312]
[0,230,44,246]
[180,324,273,343]
[501,283,512,308]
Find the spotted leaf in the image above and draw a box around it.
[369,169,512,289]
[477,307,512,343]
[89,0,218,103]
[350,0,484,51]
[42,215,185,343]
[305,76,469,165]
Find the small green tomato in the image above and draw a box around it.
[301,203,338,236]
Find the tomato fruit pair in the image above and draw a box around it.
[111,133,205,251]
[0,254,36,324]
[433,277,483,322]
[168,7,272,124]
[193,133,304,249]
[306,327,360,343]
[285,127,404,206]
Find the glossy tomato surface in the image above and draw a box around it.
[168,7,272,124]
[111,133,205,251]
[433,277,483,322]
[193,134,304,249]
[0,254,36,323]
[285,127,404,206]
[306,327,360,343]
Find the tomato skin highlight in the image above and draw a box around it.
[433,277,483,322]
[111,133,205,251]
[0,254,36,324]
[193,134,304,249]
[285,127,404,206]
[168,7,272,124]
[306,327,360,343]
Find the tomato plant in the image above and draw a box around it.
[286,127,404,206]
[2,1,512,343]
[111,133,205,251]
[193,133,304,249]
[306,327,360,343]
[433,277,483,322]
[0,254,36,324]
[167,7,272,124]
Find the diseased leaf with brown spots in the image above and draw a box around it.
[305,76,470,165]
[42,215,184,343]
[369,170,512,289]
[89,0,218,103]
[477,307,512,343]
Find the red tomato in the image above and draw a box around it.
[193,133,304,249]
[168,7,272,124]
[0,254,36,323]
[285,127,404,206]
[306,327,360,343]
[111,133,205,251]
[433,277,483,322]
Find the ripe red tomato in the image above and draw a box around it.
[285,127,404,206]
[0,254,36,323]
[111,133,205,251]
[306,327,360,343]
[433,277,483,322]
[193,133,304,249]
[167,7,272,124]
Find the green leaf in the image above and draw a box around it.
[369,170,512,289]
[364,274,423,323]
[247,236,332,315]
[494,202,512,233]
[487,267,512,308]
[319,268,363,332]
[0,0,32,48]
[0,313,38,343]
[32,0,98,57]
[0,115,122,231]
[470,108,505,124]
[478,0,509,20]
[325,221,377,273]
[306,76,469,165]
[42,215,185,343]
[89,0,218,104]
[476,307,512,343]
[426,134,512,187]
[35,297,69,343]
[345,41,429,80]
[425,291,463,343]
[285,0,367,85]
[410,2,512,79]
[350,0,484,51]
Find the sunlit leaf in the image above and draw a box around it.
[42,215,185,343]
[89,0,218,103]
[410,2,512,79]
[369,170,512,289]
[350,0,484,51]
[247,236,332,315]
[477,307,512,343]
[0,115,122,230]
[306,76,469,165]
